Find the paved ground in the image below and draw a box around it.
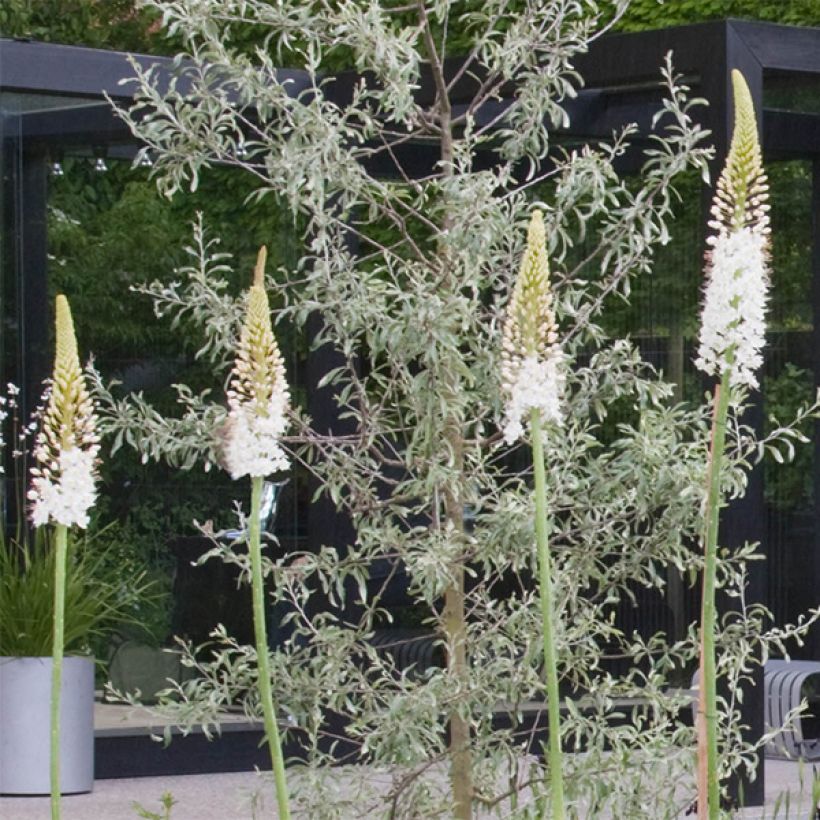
[0,772,268,820]
[0,760,817,819]
[738,760,819,819]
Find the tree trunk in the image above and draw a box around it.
[444,565,472,819]
[416,5,474,812]
[442,426,472,819]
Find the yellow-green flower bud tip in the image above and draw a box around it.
[500,211,564,444]
[504,210,556,359]
[254,245,267,289]
[709,71,769,236]
[222,250,290,479]
[28,295,99,528]
[53,295,81,447]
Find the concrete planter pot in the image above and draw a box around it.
[0,655,94,795]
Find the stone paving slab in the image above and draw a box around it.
[0,772,270,820]
[0,760,817,819]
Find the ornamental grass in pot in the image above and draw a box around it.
[1,535,93,796]
[0,532,158,798]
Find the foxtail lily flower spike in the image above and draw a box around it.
[695,70,770,390]
[29,295,99,528]
[222,246,290,479]
[501,210,564,444]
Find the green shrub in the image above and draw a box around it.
[0,528,157,657]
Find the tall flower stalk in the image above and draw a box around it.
[222,247,291,820]
[28,295,99,820]
[694,70,770,819]
[502,211,566,819]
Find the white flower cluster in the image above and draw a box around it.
[222,247,290,480]
[695,70,770,391]
[222,391,290,480]
[502,354,565,445]
[695,227,768,389]
[30,446,98,528]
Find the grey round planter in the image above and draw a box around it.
[0,655,94,795]
[109,641,189,705]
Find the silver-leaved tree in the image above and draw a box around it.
[92,1,819,817]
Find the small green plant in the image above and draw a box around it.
[132,791,177,820]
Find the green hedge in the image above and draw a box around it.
[618,0,820,31]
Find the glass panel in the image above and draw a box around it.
[45,151,306,652]
[0,93,22,525]
[0,93,21,392]
[1,81,309,665]
[606,172,705,406]
[764,160,815,652]
[599,162,817,651]
[600,171,705,651]
[765,70,820,114]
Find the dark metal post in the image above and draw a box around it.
[810,158,820,661]
[18,146,50,424]
[3,138,50,529]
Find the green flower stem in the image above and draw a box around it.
[701,373,731,820]
[530,408,565,820]
[249,476,291,820]
[50,523,68,820]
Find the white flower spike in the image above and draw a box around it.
[28,295,99,528]
[501,210,564,444]
[222,246,290,479]
[695,70,770,390]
